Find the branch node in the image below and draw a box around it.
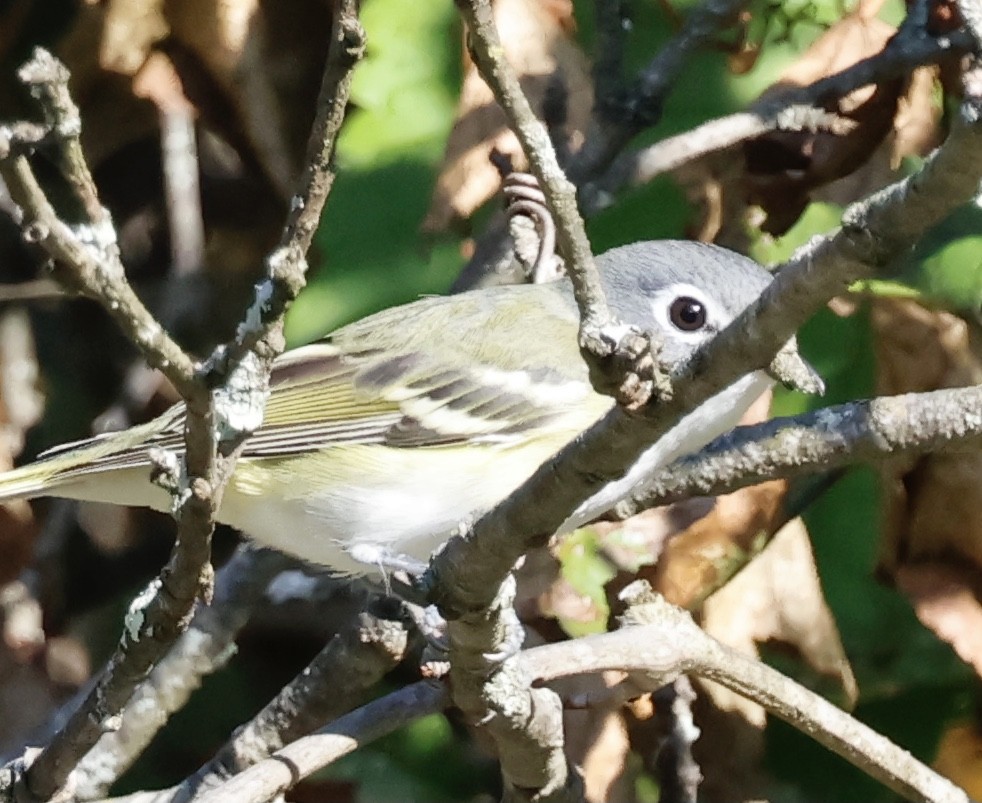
[148,446,184,497]
[123,578,163,645]
[17,49,80,140]
[21,222,47,244]
[206,350,270,447]
[340,15,368,58]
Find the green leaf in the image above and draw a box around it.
[340,0,459,164]
[285,0,463,346]
[751,201,844,266]
[891,202,982,316]
[555,528,617,636]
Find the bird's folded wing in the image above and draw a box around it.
[36,335,606,479]
[255,342,600,452]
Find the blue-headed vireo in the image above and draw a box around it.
[0,241,820,575]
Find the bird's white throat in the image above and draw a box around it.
[560,370,773,533]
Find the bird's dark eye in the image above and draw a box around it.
[668,296,707,332]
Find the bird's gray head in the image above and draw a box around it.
[597,240,822,393]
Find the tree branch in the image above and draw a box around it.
[612,384,982,516]
[525,585,970,803]
[570,0,748,183]
[162,588,969,803]
[200,1,365,379]
[586,24,972,211]
[455,0,750,289]
[454,0,618,375]
[0,2,365,798]
[189,681,449,803]
[71,549,297,800]
[169,604,408,803]
[425,50,982,615]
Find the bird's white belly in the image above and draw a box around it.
[217,371,772,575]
[217,437,565,575]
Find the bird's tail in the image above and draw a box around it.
[0,459,63,501]
[0,417,175,504]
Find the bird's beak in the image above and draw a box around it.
[768,338,824,395]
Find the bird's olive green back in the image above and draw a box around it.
[39,281,602,483]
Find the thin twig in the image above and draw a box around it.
[584,26,973,211]
[0,151,199,398]
[651,677,701,803]
[155,591,969,803]
[72,549,297,800]
[454,0,612,356]
[524,587,970,803]
[190,681,449,803]
[0,3,365,795]
[169,605,408,803]
[449,1,639,798]
[0,51,207,803]
[202,4,365,380]
[591,0,630,118]
[570,0,749,183]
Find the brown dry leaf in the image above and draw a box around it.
[169,0,332,196]
[742,3,935,234]
[606,391,785,610]
[57,1,163,167]
[97,0,168,75]
[871,297,982,394]
[891,65,943,167]
[934,722,982,799]
[702,520,857,701]
[59,0,330,195]
[422,0,593,233]
[544,652,639,800]
[871,298,982,583]
[565,707,633,803]
[645,480,785,608]
[728,41,762,76]
[674,151,750,248]
[695,520,856,801]
[895,563,982,676]
[813,63,941,211]
[45,0,317,345]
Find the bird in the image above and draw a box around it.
[0,240,821,576]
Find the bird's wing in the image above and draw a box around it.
[37,284,609,477]
[246,340,598,454]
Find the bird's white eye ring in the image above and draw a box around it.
[668,296,707,332]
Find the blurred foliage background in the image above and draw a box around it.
[0,0,981,801]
